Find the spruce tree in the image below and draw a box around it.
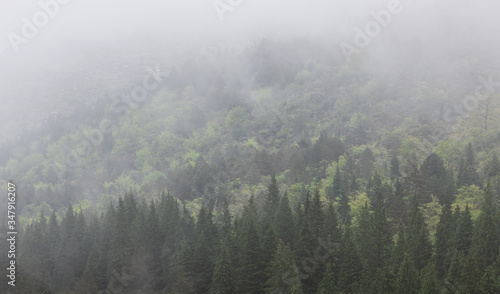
[420,257,441,294]
[337,228,362,293]
[210,243,235,294]
[316,261,337,294]
[236,196,264,293]
[454,204,473,254]
[435,194,454,279]
[266,240,303,294]
[274,192,295,246]
[472,184,500,272]
[396,254,420,294]
[264,173,280,224]
[406,196,432,271]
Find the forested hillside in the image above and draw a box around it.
[1,35,500,293]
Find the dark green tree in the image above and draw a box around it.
[395,254,420,294]
[265,240,303,294]
[274,192,295,246]
[406,196,432,271]
[209,243,235,294]
[472,183,500,272]
[435,194,455,279]
[457,143,479,188]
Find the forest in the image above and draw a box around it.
[1,7,500,292]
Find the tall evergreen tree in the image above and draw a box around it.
[210,243,235,294]
[457,143,479,188]
[337,228,362,293]
[435,194,455,279]
[266,240,303,294]
[420,257,441,294]
[264,173,280,224]
[421,153,448,203]
[395,254,420,294]
[454,204,473,254]
[406,196,432,271]
[472,183,500,272]
[236,196,264,294]
[274,192,295,246]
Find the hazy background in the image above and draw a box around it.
[1,0,499,144]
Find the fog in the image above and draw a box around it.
[1,0,500,144]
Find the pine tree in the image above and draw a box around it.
[395,254,420,294]
[338,228,362,293]
[472,183,500,272]
[264,173,281,224]
[309,189,324,238]
[460,254,481,293]
[420,257,441,294]
[445,250,464,292]
[390,154,400,181]
[210,243,235,294]
[421,153,448,203]
[391,223,407,271]
[454,204,473,254]
[261,222,278,283]
[274,192,295,246]
[486,152,500,179]
[236,196,264,294]
[479,258,500,294]
[191,206,219,293]
[316,261,337,294]
[266,240,303,294]
[457,143,479,188]
[435,194,454,279]
[406,196,432,271]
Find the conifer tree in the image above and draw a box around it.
[406,196,432,271]
[396,254,420,294]
[316,261,337,294]
[420,257,441,294]
[454,204,473,254]
[266,240,303,294]
[264,173,280,224]
[435,194,454,279]
[457,143,479,188]
[338,228,362,293]
[274,192,295,246]
[210,243,235,294]
[236,196,264,293]
[472,183,500,272]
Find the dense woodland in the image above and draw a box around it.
[0,36,500,293]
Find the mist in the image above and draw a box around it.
[0,0,500,142]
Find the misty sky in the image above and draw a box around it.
[0,0,499,144]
